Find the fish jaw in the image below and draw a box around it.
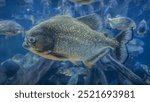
[22,41,31,49]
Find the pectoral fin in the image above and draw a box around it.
[47,51,68,60]
[30,50,67,60]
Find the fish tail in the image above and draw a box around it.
[105,14,111,27]
[113,29,133,63]
[21,28,26,37]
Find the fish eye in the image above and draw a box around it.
[28,37,36,43]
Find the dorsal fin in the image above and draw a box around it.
[77,13,102,30]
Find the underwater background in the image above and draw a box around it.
[0,0,150,85]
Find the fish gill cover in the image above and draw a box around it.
[0,0,150,85]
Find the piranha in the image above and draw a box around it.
[69,0,96,5]
[22,14,132,68]
[106,15,136,31]
[137,19,147,36]
[0,20,24,36]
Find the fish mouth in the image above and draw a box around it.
[17,30,21,34]
[22,42,30,49]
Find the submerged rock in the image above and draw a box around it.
[12,54,25,65]
[12,52,40,70]
[0,71,7,84]
[57,66,89,85]
[1,59,20,78]
[0,0,6,7]
[0,65,7,84]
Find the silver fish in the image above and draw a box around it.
[137,19,147,36]
[0,20,23,36]
[107,15,136,31]
[23,14,132,68]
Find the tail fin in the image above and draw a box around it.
[113,29,133,63]
[21,28,26,37]
[105,14,111,28]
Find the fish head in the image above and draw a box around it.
[10,21,24,35]
[22,27,54,54]
[13,27,23,35]
[2,21,24,36]
[16,24,24,34]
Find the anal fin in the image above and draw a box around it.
[84,62,93,69]
[84,48,110,69]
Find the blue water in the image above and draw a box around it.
[0,0,150,85]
